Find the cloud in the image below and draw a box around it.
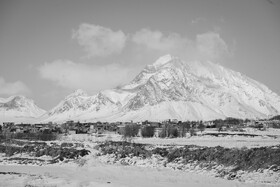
[38,25,232,93]
[132,28,190,52]
[131,28,230,62]
[72,23,127,58]
[0,77,30,96]
[71,23,230,63]
[191,17,206,24]
[196,32,230,60]
[38,60,133,92]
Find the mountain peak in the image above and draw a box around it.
[42,54,280,122]
[0,95,46,122]
[0,95,34,106]
[152,54,175,68]
[67,89,88,98]
[10,95,27,101]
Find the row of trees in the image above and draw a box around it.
[122,122,206,139]
[121,116,274,139]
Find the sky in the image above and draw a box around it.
[0,0,279,110]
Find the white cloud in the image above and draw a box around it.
[72,23,127,58]
[131,28,230,62]
[0,77,30,96]
[71,23,230,63]
[38,60,132,92]
[196,32,230,60]
[191,17,206,24]
[38,25,232,93]
[132,28,189,52]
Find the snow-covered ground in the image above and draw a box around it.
[1,128,280,186]
[0,155,276,187]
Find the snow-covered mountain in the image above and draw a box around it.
[0,95,46,123]
[40,54,280,123]
[40,89,120,122]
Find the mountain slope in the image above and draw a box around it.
[43,54,280,122]
[0,95,46,123]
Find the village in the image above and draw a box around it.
[1,116,280,139]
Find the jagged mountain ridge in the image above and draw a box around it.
[0,95,46,123]
[41,54,280,122]
[40,89,121,122]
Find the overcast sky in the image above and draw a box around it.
[0,0,280,110]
